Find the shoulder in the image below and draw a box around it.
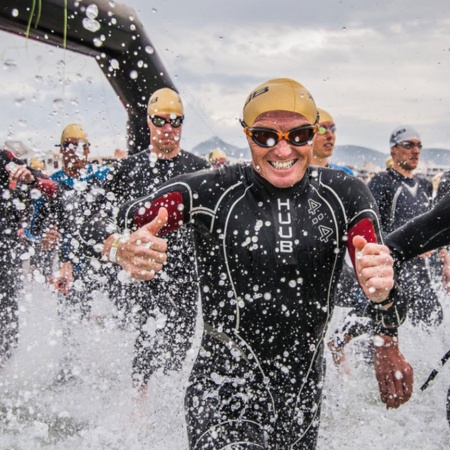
[179,150,210,170]
[92,165,110,181]
[50,170,66,182]
[313,166,364,190]
[328,163,354,176]
[368,171,394,189]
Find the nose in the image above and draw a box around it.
[274,139,292,157]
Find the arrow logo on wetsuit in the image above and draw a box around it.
[308,199,321,215]
[402,181,418,197]
[318,225,333,242]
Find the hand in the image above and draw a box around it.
[10,165,35,184]
[51,262,74,295]
[103,207,169,281]
[353,235,394,303]
[373,335,413,409]
[41,226,61,250]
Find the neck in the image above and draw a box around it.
[392,164,413,179]
[150,146,181,160]
[312,155,329,167]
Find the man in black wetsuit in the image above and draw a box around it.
[0,149,56,367]
[329,125,443,367]
[82,78,412,449]
[94,87,209,394]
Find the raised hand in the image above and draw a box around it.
[103,207,169,281]
[353,235,394,303]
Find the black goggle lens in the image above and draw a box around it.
[149,115,184,128]
[246,126,316,148]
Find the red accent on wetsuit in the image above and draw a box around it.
[347,217,378,268]
[132,191,184,235]
[35,178,58,198]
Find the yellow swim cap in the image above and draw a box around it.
[317,107,334,124]
[148,87,184,117]
[243,78,318,126]
[60,123,89,145]
[209,148,227,163]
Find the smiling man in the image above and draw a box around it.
[82,78,412,449]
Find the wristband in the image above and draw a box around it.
[109,235,123,263]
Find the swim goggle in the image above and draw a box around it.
[149,115,184,128]
[241,120,318,148]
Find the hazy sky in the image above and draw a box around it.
[1,0,450,158]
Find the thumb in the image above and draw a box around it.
[145,207,168,236]
[352,235,367,252]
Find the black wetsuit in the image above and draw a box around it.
[96,149,209,386]
[437,171,450,203]
[369,168,441,327]
[83,164,387,449]
[386,192,450,263]
[385,192,450,428]
[0,150,55,366]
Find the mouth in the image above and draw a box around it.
[269,159,297,170]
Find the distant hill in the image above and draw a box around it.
[193,138,450,169]
[332,146,450,169]
[332,145,387,168]
[192,137,250,159]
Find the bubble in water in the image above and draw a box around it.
[108,1,115,7]
[3,59,17,71]
[12,9,19,17]
[342,27,347,31]
[35,75,43,83]
[82,17,101,32]
[86,4,99,19]
[129,70,138,79]
[53,98,64,110]
[110,59,119,70]
[152,8,157,13]
[18,119,27,127]
[145,46,154,55]
[15,97,26,107]
[93,38,103,47]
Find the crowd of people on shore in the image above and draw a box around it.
[1,78,449,448]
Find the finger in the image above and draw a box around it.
[400,365,414,403]
[358,242,391,256]
[145,207,168,236]
[131,248,167,264]
[382,374,399,409]
[352,235,367,253]
[127,267,158,281]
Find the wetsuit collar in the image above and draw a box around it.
[250,165,311,198]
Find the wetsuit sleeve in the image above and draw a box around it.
[81,168,220,251]
[386,192,450,263]
[116,179,196,235]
